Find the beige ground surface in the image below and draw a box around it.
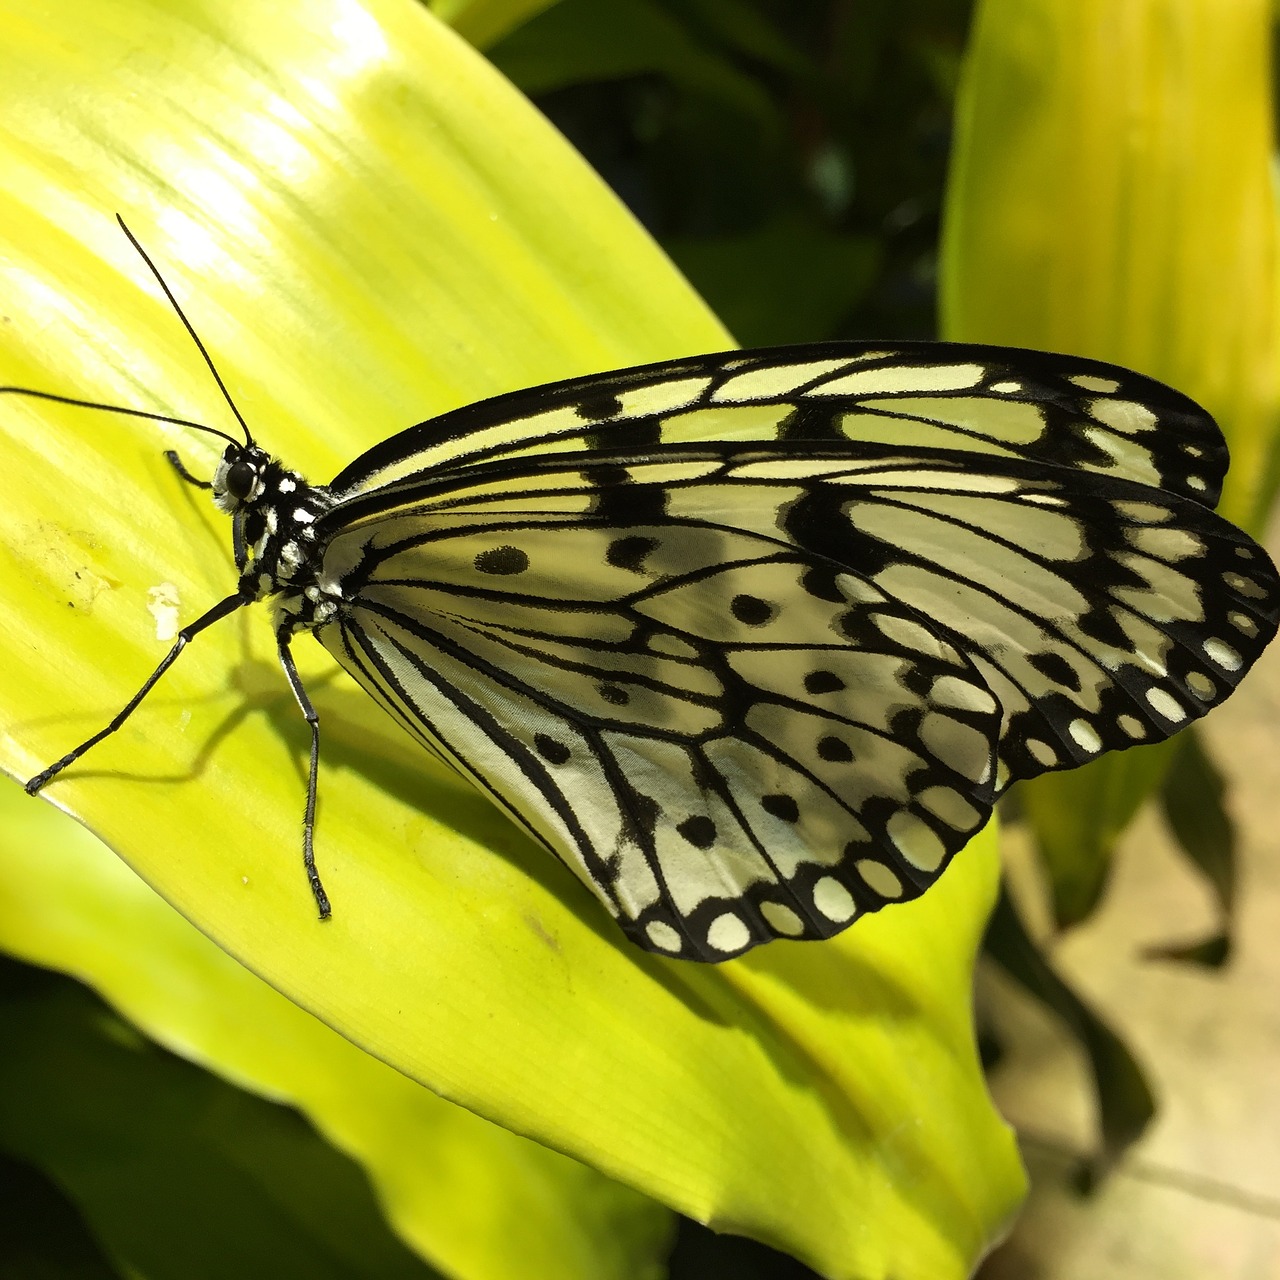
[978,540,1280,1277]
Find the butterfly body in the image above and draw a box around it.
[177,341,1278,961]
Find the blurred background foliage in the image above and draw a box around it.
[6,0,1278,1275]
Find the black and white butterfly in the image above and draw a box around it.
[10,221,1279,961]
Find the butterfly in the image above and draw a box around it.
[8,219,1279,961]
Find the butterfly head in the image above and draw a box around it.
[211,441,271,514]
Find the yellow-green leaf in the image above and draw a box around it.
[941,0,1280,532]
[0,778,671,1279]
[0,2,1024,1275]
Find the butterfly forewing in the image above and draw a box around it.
[328,342,1228,510]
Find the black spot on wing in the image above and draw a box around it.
[534,733,571,765]
[816,735,854,762]
[760,793,800,822]
[800,565,845,603]
[606,535,660,573]
[804,669,846,695]
[474,545,530,575]
[588,463,631,487]
[730,594,774,625]
[676,815,717,848]
[1027,649,1083,691]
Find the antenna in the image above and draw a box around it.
[0,386,243,449]
[115,213,254,446]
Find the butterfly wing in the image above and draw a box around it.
[328,341,1226,509]
[311,438,1278,959]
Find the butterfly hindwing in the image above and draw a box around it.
[316,496,1003,958]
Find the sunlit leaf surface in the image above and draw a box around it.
[0,781,672,1280]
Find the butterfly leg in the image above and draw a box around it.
[275,628,331,920]
[26,590,250,795]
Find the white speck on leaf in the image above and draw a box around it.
[148,582,181,642]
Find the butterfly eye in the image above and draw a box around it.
[225,458,257,501]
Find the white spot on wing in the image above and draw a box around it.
[1070,374,1121,393]
[887,812,948,871]
[1068,719,1102,753]
[918,786,982,832]
[813,876,856,922]
[1117,715,1146,739]
[1225,573,1268,600]
[710,359,857,401]
[645,921,682,952]
[760,902,805,936]
[1088,397,1159,433]
[1186,672,1216,700]
[1145,687,1186,722]
[706,912,751,953]
[857,859,903,898]
[811,362,987,396]
[618,376,713,417]
[1203,638,1242,670]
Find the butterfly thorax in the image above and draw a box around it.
[211,442,337,623]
